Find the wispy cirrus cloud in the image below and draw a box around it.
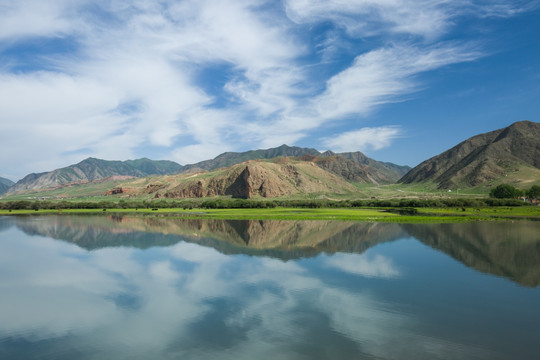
[284,0,538,39]
[313,43,482,121]
[473,0,540,18]
[242,42,480,151]
[0,0,535,179]
[322,126,402,153]
[284,0,466,39]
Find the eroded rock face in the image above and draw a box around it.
[156,165,280,199]
[144,161,357,199]
[156,164,295,199]
[144,183,167,194]
[225,166,252,198]
[225,165,295,198]
[161,180,206,198]
[106,186,139,196]
[107,187,123,195]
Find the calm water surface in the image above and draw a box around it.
[0,215,539,360]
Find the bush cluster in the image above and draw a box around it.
[489,184,540,199]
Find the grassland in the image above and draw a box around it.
[2,206,539,223]
[0,179,129,201]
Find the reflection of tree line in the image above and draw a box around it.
[12,215,540,286]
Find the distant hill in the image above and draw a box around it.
[183,144,409,184]
[7,158,183,195]
[113,159,360,199]
[0,177,14,195]
[4,145,409,198]
[399,121,540,189]
[316,152,410,184]
[181,144,321,173]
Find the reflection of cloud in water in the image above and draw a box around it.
[0,227,493,359]
[323,252,400,278]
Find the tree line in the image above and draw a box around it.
[0,197,531,211]
[489,184,540,199]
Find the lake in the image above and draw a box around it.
[0,215,539,359]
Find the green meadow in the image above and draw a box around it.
[2,206,539,223]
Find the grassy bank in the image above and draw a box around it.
[1,206,539,223]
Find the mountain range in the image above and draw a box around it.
[2,120,539,198]
[399,120,540,189]
[6,158,183,195]
[4,145,410,197]
[180,144,411,183]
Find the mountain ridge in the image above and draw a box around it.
[114,159,361,199]
[182,144,410,185]
[4,120,538,198]
[5,145,409,196]
[0,177,14,195]
[7,158,183,195]
[181,144,321,173]
[399,120,540,188]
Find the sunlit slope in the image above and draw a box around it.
[399,121,540,189]
[115,160,360,199]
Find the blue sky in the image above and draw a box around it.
[1,0,539,181]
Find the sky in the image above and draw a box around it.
[1,0,539,181]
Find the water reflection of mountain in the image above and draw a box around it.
[0,216,16,233]
[403,223,540,287]
[14,215,407,260]
[13,215,540,286]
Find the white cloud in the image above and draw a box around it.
[284,0,539,40]
[474,1,539,18]
[322,126,402,152]
[0,0,533,179]
[0,71,131,175]
[225,42,481,152]
[284,0,459,39]
[312,44,481,121]
[324,252,400,278]
[0,0,307,177]
[0,0,80,40]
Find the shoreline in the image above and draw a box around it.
[1,206,539,223]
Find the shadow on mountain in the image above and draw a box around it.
[403,222,540,287]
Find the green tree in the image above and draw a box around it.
[526,185,540,199]
[489,184,523,199]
